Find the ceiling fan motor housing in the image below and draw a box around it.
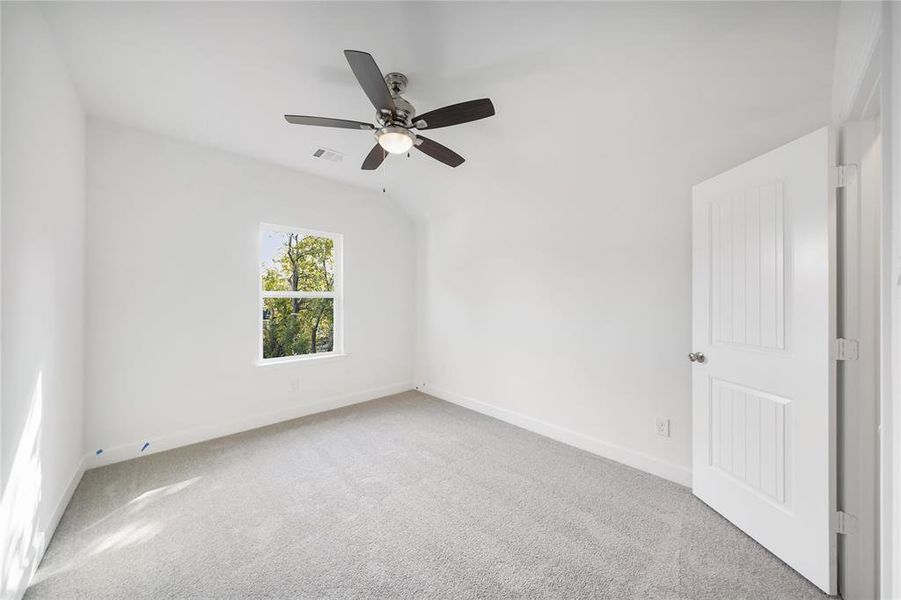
[383,72,415,126]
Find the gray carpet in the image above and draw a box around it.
[27,391,830,599]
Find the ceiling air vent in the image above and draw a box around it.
[312,147,345,163]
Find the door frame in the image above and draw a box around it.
[836,100,881,600]
[831,3,898,597]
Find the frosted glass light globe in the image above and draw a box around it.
[377,128,414,154]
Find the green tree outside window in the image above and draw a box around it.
[260,230,338,359]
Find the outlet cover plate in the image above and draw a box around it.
[655,417,670,437]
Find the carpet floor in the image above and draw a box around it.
[26,391,830,599]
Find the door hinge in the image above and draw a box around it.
[831,164,858,188]
[834,510,858,535]
[832,338,859,361]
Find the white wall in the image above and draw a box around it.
[84,121,415,465]
[0,4,86,599]
[416,167,699,484]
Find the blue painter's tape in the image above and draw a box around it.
[141,442,150,452]
[95,449,103,455]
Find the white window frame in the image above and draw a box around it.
[258,223,344,365]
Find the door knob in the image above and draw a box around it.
[688,352,706,363]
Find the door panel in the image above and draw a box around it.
[711,181,786,350]
[710,379,789,504]
[692,127,836,594]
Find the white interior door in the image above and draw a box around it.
[691,127,836,594]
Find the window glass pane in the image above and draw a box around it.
[261,229,335,292]
[262,297,334,358]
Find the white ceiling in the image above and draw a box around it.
[40,1,838,219]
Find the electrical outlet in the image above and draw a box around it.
[655,417,670,438]
[289,378,300,393]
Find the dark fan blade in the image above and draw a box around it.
[284,115,375,130]
[415,135,465,168]
[361,144,387,170]
[414,98,495,130]
[344,50,396,112]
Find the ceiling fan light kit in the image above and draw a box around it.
[285,50,495,170]
[376,126,415,154]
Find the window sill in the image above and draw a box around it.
[256,352,347,367]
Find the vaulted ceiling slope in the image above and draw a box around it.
[40,1,838,219]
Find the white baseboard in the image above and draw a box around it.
[87,382,413,469]
[420,384,692,487]
[48,455,87,550]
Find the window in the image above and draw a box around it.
[259,224,342,363]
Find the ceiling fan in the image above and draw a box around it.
[285,50,495,170]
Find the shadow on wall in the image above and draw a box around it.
[0,373,44,599]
